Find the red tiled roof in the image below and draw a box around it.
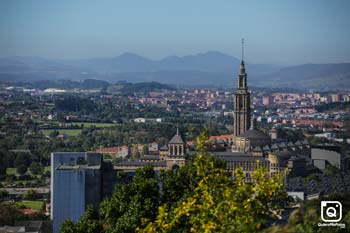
[95,147,119,153]
[209,134,233,141]
[186,141,194,146]
[20,208,39,215]
[293,119,344,127]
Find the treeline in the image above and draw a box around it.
[26,79,110,90]
[54,96,97,112]
[19,79,174,94]
[118,81,175,95]
[316,101,350,112]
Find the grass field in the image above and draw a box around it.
[6,167,17,175]
[6,166,51,176]
[44,166,50,173]
[71,122,116,128]
[41,129,81,136]
[20,200,44,210]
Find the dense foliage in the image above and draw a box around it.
[54,96,97,113]
[316,101,350,113]
[0,202,48,225]
[118,82,175,95]
[61,133,288,233]
[140,158,286,232]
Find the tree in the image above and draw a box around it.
[54,96,97,113]
[0,203,25,225]
[142,145,148,156]
[24,189,38,200]
[14,153,30,174]
[30,162,43,175]
[0,189,9,201]
[323,164,339,176]
[0,149,8,179]
[310,136,329,146]
[99,164,159,233]
[61,206,102,233]
[49,130,59,138]
[286,129,304,142]
[17,165,27,175]
[159,163,196,204]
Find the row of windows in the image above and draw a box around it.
[226,161,269,171]
[169,145,184,155]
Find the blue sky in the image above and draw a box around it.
[0,0,349,64]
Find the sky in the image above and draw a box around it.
[0,0,349,64]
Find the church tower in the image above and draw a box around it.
[233,39,251,137]
[166,127,187,170]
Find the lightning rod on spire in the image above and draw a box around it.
[241,38,244,62]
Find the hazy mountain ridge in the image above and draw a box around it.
[0,52,349,90]
[252,63,350,90]
[0,52,279,75]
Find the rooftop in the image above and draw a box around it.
[140,155,160,160]
[56,165,101,170]
[115,160,166,167]
[238,128,270,140]
[218,155,269,162]
[169,129,185,144]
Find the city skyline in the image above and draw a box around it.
[0,0,349,65]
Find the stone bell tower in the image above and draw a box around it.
[166,128,187,170]
[233,39,251,137]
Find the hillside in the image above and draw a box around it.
[252,63,350,90]
[0,53,349,90]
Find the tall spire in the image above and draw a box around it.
[241,38,244,64]
[239,38,246,74]
[241,38,244,61]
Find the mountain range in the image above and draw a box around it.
[0,51,349,90]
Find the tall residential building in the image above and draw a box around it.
[233,59,251,137]
[51,152,115,233]
[331,93,340,102]
[262,95,272,106]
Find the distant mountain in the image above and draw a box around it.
[71,52,154,73]
[252,63,350,90]
[0,52,349,90]
[100,70,231,86]
[0,51,279,77]
[0,56,86,82]
[67,51,279,75]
